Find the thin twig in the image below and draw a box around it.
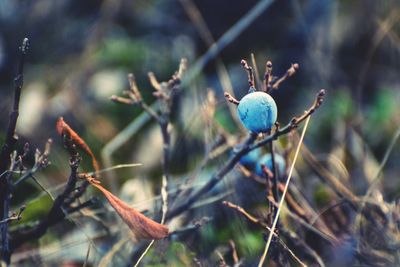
[250,89,325,150]
[13,140,52,187]
[9,153,83,252]
[132,60,186,267]
[229,239,240,266]
[258,116,311,267]
[0,207,25,226]
[269,141,279,217]
[250,53,261,88]
[0,38,29,170]
[223,201,307,267]
[263,61,273,93]
[241,59,255,88]
[271,63,299,90]
[0,38,29,264]
[166,132,257,219]
[224,92,240,105]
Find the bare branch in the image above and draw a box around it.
[0,206,25,226]
[148,72,161,91]
[241,59,255,88]
[224,92,240,105]
[263,61,273,93]
[251,89,325,150]
[1,38,29,264]
[10,153,84,252]
[13,139,52,187]
[229,239,240,265]
[110,95,135,105]
[128,73,142,102]
[133,59,187,266]
[222,201,307,267]
[271,63,299,90]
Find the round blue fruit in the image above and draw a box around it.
[255,153,286,178]
[237,91,277,133]
[237,147,262,168]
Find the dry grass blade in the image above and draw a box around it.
[88,178,169,240]
[98,237,130,267]
[133,240,155,267]
[83,242,91,267]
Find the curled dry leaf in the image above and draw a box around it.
[88,177,169,240]
[56,117,100,172]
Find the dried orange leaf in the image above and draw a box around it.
[56,117,100,172]
[89,178,169,239]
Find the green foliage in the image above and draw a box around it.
[332,90,353,120]
[368,89,396,127]
[18,195,53,224]
[96,38,147,68]
[236,230,264,257]
[146,241,196,267]
[313,184,332,207]
[215,108,237,133]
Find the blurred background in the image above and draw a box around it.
[1,0,400,266]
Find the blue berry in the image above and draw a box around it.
[255,153,286,178]
[237,147,262,168]
[237,91,277,133]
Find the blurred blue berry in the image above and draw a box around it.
[237,147,262,168]
[255,153,286,178]
[237,91,277,133]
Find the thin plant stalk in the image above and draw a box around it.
[258,116,311,267]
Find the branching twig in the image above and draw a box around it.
[0,38,29,264]
[166,132,258,219]
[258,114,311,267]
[222,201,307,267]
[250,89,325,150]
[271,63,299,90]
[0,207,25,226]
[167,90,325,220]
[13,139,52,187]
[119,59,187,266]
[9,151,86,252]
